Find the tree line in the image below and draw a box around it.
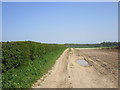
[64,42,120,48]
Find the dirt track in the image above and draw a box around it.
[32,48,118,88]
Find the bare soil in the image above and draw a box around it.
[32,48,118,88]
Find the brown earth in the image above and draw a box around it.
[32,48,118,88]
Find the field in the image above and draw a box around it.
[64,42,119,48]
[33,48,118,88]
[2,41,66,88]
[1,41,119,88]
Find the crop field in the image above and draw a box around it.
[2,41,66,88]
[64,42,119,48]
[1,41,119,88]
[33,48,118,88]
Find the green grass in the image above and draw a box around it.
[97,46,118,48]
[2,47,66,88]
[76,46,118,48]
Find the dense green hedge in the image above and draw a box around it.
[2,41,66,72]
[2,41,66,88]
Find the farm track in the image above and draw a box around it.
[32,48,118,88]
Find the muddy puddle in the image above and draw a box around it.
[76,59,89,66]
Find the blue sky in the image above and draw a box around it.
[2,2,118,44]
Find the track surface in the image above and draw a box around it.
[32,48,118,88]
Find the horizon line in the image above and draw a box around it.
[1,40,119,44]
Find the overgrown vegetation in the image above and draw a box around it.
[2,41,66,88]
[64,42,120,48]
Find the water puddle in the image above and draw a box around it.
[76,59,89,66]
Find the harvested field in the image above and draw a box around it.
[32,48,118,88]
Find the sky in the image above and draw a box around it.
[1,0,119,2]
[2,2,118,44]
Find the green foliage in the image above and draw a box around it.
[2,41,66,88]
[2,41,66,72]
[64,42,120,48]
[2,41,40,72]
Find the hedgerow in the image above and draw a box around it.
[2,41,66,72]
[2,41,66,88]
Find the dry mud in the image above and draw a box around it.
[32,48,118,88]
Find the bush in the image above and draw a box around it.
[2,41,67,88]
[2,41,66,72]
